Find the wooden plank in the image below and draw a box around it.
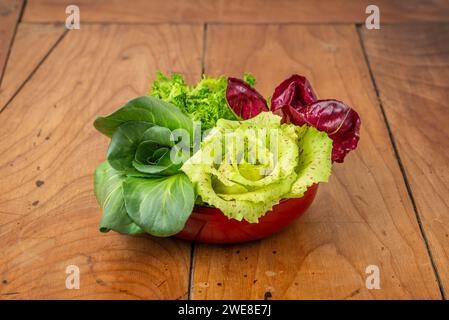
[0,24,203,299]
[0,0,23,84]
[362,24,449,295]
[191,24,442,300]
[23,0,449,24]
[0,23,65,109]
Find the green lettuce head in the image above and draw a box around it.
[93,96,195,237]
[181,112,333,223]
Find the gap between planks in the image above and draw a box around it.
[0,0,25,88]
[5,21,449,115]
[356,25,446,300]
[16,20,449,27]
[18,0,28,23]
[0,29,68,113]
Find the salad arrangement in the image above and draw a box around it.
[93,72,360,238]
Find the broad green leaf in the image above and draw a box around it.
[134,142,169,165]
[132,126,181,175]
[107,121,153,171]
[132,146,178,175]
[123,174,195,237]
[94,96,193,137]
[141,126,175,146]
[94,161,143,235]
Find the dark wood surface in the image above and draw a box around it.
[0,0,447,299]
[23,0,449,23]
[362,24,449,296]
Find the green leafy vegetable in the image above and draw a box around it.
[287,126,333,197]
[94,161,195,236]
[182,112,332,223]
[107,121,154,171]
[132,126,179,175]
[94,96,193,137]
[185,76,237,129]
[94,96,196,236]
[94,162,143,235]
[149,72,189,114]
[123,174,195,236]
[106,120,186,175]
[243,73,256,86]
[149,72,256,130]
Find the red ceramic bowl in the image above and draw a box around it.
[175,184,318,244]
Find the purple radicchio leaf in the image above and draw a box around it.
[280,100,361,163]
[270,74,317,111]
[226,77,268,120]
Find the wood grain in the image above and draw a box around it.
[362,24,449,296]
[0,0,23,84]
[0,24,203,299]
[0,23,65,109]
[191,24,442,300]
[23,0,449,24]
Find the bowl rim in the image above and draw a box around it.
[175,183,319,242]
[190,183,318,216]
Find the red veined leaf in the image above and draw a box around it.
[226,77,268,119]
[270,74,317,111]
[281,100,361,163]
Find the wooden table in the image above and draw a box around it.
[1,0,448,300]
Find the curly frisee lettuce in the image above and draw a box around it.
[181,112,332,223]
[149,72,236,130]
[149,72,257,130]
